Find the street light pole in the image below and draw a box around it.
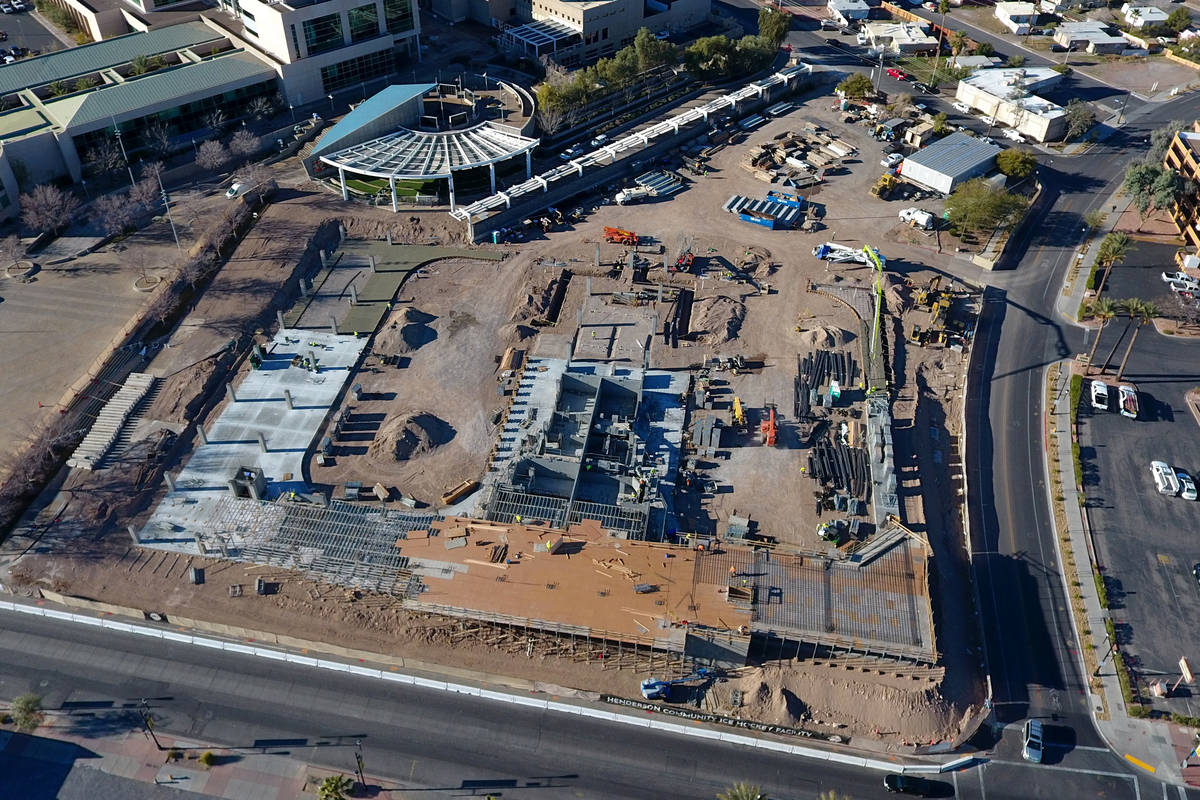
[113,127,136,187]
[155,169,182,254]
[138,698,164,750]
[327,94,335,115]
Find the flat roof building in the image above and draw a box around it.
[828,0,870,25]
[1054,20,1127,54]
[863,21,939,55]
[1165,122,1200,255]
[899,130,1001,195]
[994,1,1038,35]
[954,67,1066,142]
[1122,2,1168,27]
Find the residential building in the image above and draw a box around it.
[954,67,1066,142]
[0,22,279,219]
[951,54,1000,71]
[863,21,939,55]
[495,0,709,65]
[1164,121,1200,252]
[828,0,869,26]
[1121,2,1168,28]
[994,1,1038,35]
[1053,20,1127,54]
[899,130,1000,195]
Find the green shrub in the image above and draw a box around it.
[1094,573,1108,608]
[198,751,215,768]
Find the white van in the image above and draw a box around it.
[1152,460,1181,495]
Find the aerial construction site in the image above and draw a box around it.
[1,66,988,750]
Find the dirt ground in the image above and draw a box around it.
[0,86,984,743]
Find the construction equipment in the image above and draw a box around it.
[915,276,946,307]
[640,668,712,700]
[870,173,898,200]
[812,242,868,264]
[766,189,805,208]
[615,186,652,205]
[671,235,695,274]
[899,207,934,230]
[760,404,777,447]
[603,226,639,246]
[732,396,747,430]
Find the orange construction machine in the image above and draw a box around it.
[603,226,639,246]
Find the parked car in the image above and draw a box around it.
[1152,460,1181,495]
[0,5,15,14]
[224,182,245,199]
[1002,128,1024,142]
[1166,278,1197,295]
[912,81,933,93]
[857,32,869,45]
[1162,271,1200,289]
[1178,469,1198,501]
[886,67,907,79]
[1022,719,1045,763]
[11,0,24,10]
[559,143,584,161]
[590,133,608,148]
[952,101,971,113]
[1090,380,1109,411]
[923,0,937,8]
[883,773,936,795]
[0,30,8,41]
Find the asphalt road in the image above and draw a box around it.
[0,607,1170,800]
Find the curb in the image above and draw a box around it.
[0,596,962,776]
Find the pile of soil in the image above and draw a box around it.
[694,296,746,344]
[374,307,437,354]
[797,325,852,348]
[720,664,970,744]
[885,274,912,314]
[512,271,567,323]
[497,323,538,342]
[367,411,453,461]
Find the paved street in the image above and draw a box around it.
[1,8,65,57]
[1,605,1185,799]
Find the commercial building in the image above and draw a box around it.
[1164,122,1200,253]
[899,130,1000,195]
[1053,20,1127,54]
[494,0,708,66]
[0,22,279,217]
[862,21,939,55]
[994,1,1039,35]
[953,67,1066,142]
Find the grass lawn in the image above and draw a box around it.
[344,176,441,198]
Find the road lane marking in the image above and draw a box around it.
[1124,754,1156,774]
[978,760,987,800]
[989,759,1135,779]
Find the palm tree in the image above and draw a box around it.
[318,775,354,800]
[717,783,763,800]
[1084,297,1117,373]
[1093,231,1130,298]
[931,0,951,84]
[950,30,967,56]
[1116,299,1157,381]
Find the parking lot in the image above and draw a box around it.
[1103,239,1199,321]
[1076,306,1200,712]
[0,6,65,60]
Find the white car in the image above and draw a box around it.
[856,32,869,45]
[1002,128,1024,142]
[1152,460,1181,495]
[1022,719,1044,764]
[1178,469,1198,501]
[1090,379,1109,411]
[953,101,971,114]
[11,0,23,9]
[0,5,14,13]
[224,182,245,199]
[590,133,608,148]
[881,152,904,169]
[1166,279,1197,295]
[1162,271,1200,289]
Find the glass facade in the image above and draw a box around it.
[383,0,414,34]
[348,3,379,43]
[320,49,394,92]
[72,78,280,161]
[303,13,344,56]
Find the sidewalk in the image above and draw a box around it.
[1049,368,1199,786]
[0,719,357,799]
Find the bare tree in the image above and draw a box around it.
[195,140,230,172]
[19,184,81,235]
[535,105,567,137]
[229,129,259,160]
[92,191,137,236]
[85,140,125,178]
[140,160,164,183]
[128,175,160,211]
[202,109,228,135]
[143,120,171,158]
[0,233,23,266]
[240,162,271,190]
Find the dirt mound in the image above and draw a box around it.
[797,325,852,348]
[498,323,538,342]
[694,296,746,344]
[720,664,971,744]
[374,307,437,354]
[885,274,912,314]
[368,411,454,461]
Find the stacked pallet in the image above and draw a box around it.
[66,372,155,470]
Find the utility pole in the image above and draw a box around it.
[354,739,366,789]
[113,126,136,187]
[156,169,182,254]
[138,698,164,750]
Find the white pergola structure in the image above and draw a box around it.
[318,120,540,211]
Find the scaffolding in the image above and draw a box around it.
[199,497,436,595]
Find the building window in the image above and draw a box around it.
[240,7,254,20]
[303,13,344,56]
[348,3,378,42]
[320,48,395,92]
[290,24,302,57]
[383,0,414,34]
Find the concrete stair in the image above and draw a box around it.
[66,373,155,470]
